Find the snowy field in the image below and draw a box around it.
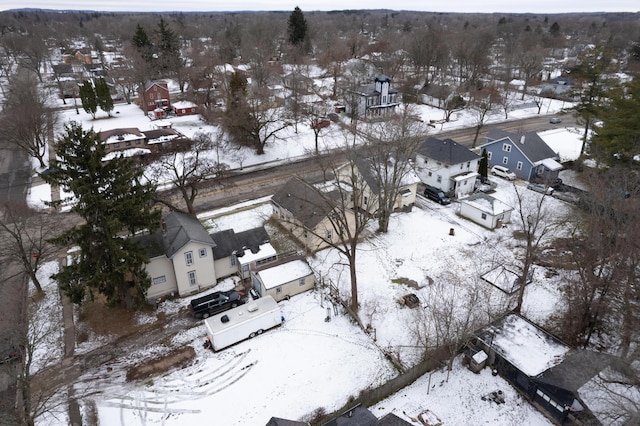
[28,92,586,425]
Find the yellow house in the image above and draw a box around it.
[271,178,356,253]
[137,212,218,301]
[334,156,420,214]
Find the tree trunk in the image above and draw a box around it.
[348,251,358,313]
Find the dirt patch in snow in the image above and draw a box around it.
[126,346,196,382]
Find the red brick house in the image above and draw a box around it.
[139,81,171,115]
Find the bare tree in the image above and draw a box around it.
[359,106,425,233]
[0,69,57,169]
[2,27,50,83]
[277,139,379,313]
[510,184,559,314]
[558,168,640,354]
[148,131,228,216]
[0,203,60,294]
[16,284,69,426]
[469,84,501,147]
[224,83,291,155]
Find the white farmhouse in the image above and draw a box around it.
[414,137,480,199]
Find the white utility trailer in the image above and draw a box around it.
[204,295,282,351]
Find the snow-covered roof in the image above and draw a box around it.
[453,171,479,182]
[172,100,196,109]
[102,148,150,161]
[462,193,512,216]
[99,128,145,145]
[479,314,570,377]
[237,242,276,265]
[256,260,313,290]
[533,157,563,171]
[481,265,520,294]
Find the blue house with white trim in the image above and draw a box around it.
[479,129,562,183]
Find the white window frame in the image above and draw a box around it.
[152,275,166,285]
[199,248,207,258]
[185,251,194,266]
[502,143,512,152]
[516,161,523,170]
[487,151,493,160]
[502,157,509,165]
[187,270,197,286]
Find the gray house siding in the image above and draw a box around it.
[484,140,533,180]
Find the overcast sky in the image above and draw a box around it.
[1,1,638,14]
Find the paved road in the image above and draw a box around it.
[0,143,32,425]
[187,114,577,214]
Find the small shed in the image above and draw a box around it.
[460,193,512,229]
[173,100,198,116]
[251,260,315,302]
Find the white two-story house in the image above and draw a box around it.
[139,212,218,301]
[414,137,481,199]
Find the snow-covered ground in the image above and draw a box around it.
[29,94,586,425]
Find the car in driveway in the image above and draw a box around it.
[190,290,244,319]
[423,185,451,205]
[527,183,554,195]
[491,165,516,181]
[549,117,562,124]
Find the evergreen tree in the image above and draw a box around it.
[569,45,614,158]
[132,23,153,62]
[41,122,161,309]
[591,77,640,165]
[287,7,308,47]
[156,17,181,76]
[479,149,489,182]
[94,77,114,116]
[79,80,97,119]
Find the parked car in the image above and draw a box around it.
[491,165,516,181]
[552,191,581,204]
[311,117,331,129]
[423,185,451,205]
[190,290,244,319]
[549,117,562,124]
[527,183,554,195]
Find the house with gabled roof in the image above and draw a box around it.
[271,178,356,252]
[137,212,218,301]
[459,193,513,229]
[139,80,171,117]
[211,226,276,281]
[334,155,420,214]
[344,74,399,119]
[480,129,562,183]
[99,128,146,153]
[469,313,634,426]
[414,137,481,199]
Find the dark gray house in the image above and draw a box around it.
[469,313,633,425]
[480,129,562,182]
[344,75,399,119]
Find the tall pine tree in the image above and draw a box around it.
[41,122,161,309]
[132,23,154,63]
[94,77,114,116]
[591,76,640,165]
[79,80,97,119]
[156,17,181,77]
[287,7,308,47]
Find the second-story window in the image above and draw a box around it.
[185,251,194,266]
